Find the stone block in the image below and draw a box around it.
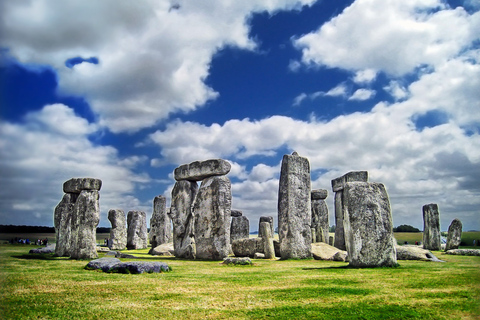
[231,216,250,242]
[127,211,148,250]
[149,196,171,252]
[108,209,127,250]
[174,159,231,181]
[70,190,100,260]
[232,238,264,258]
[331,171,368,192]
[63,178,102,193]
[445,218,462,251]
[258,216,274,238]
[311,189,328,200]
[231,209,243,217]
[423,203,441,251]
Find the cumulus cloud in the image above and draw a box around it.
[293,0,480,76]
[0,104,151,226]
[1,0,316,133]
[353,69,377,84]
[348,88,376,101]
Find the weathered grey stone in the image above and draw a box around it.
[260,222,276,259]
[149,196,171,253]
[231,216,250,242]
[109,261,171,274]
[396,245,444,262]
[423,203,441,251]
[445,218,462,251]
[311,190,329,243]
[127,211,148,250]
[169,180,197,259]
[232,238,264,258]
[63,178,102,194]
[311,189,328,200]
[222,257,252,265]
[311,242,347,262]
[193,175,231,260]
[311,228,316,243]
[254,252,265,259]
[329,236,334,246]
[174,159,231,181]
[445,249,480,256]
[331,171,368,192]
[150,243,175,256]
[278,152,312,259]
[108,209,127,250]
[258,216,274,238]
[85,258,121,272]
[333,191,346,250]
[29,244,56,254]
[231,210,243,217]
[69,190,100,260]
[54,193,76,257]
[343,182,397,267]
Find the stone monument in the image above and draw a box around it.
[311,189,329,243]
[423,203,441,251]
[108,209,127,250]
[445,218,462,251]
[127,211,148,250]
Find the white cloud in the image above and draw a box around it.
[384,81,409,101]
[1,0,317,133]
[292,93,308,106]
[353,69,377,84]
[293,0,480,76]
[325,83,348,97]
[348,88,376,101]
[0,104,151,226]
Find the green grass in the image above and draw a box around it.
[1,244,479,319]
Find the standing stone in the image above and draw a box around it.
[311,189,329,243]
[260,222,275,259]
[108,209,127,250]
[174,159,231,181]
[329,236,334,246]
[258,216,274,238]
[169,180,198,259]
[70,190,101,259]
[54,193,76,257]
[193,175,232,260]
[127,211,148,250]
[149,196,171,251]
[423,204,441,251]
[231,216,250,242]
[445,218,462,251]
[278,152,312,259]
[331,171,368,250]
[343,182,397,267]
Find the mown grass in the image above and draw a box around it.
[1,244,479,319]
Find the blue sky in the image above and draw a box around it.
[1,0,479,232]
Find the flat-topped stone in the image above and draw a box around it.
[331,171,368,192]
[222,257,252,265]
[231,210,243,217]
[63,178,102,193]
[311,189,328,200]
[174,159,231,181]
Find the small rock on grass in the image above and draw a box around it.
[222,257,253,265]
[85,258,171,273]
[445,249,480,256]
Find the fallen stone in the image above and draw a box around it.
[423,203,441,251]
[150,243,175,256]
[311,242,347,262]
[63,178,102,194]
[396,245,444,262]
[222,257,253,265]
[109,261,171,274]
[254,252,265,259]
[232,238,264,258]
[108,209,127,250]
[85,258,122,272]
[343,182,397,267]
[174,159,231,181]
[97,246,110,252]
[445,218,462,251]
[127,211,148,250]
[445,249,480,256]
[278,152,312,259]
[29,244,56,254]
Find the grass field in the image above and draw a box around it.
[1,244,479,319]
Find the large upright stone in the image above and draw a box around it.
[278,152,312,259]
[311,189,329,243]
[260,222,275,259]
[445,218,462,251]
[127,211,148,250]
[343,182,397,267]
[108,209,127,250]
[174,159,231,181]
[70,190,101,259]
[331,171,368,250]
[423,204,441,251]
[258,216,274,238]
[193,175,232,260]
[54,193,76,257]
[169,180,198,259]
[149,196,171,251]
[231,216,249,242]
[63,178,102,193]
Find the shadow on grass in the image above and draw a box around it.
[12,254,69,261]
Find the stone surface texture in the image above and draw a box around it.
[343,182,397,267]
[260,222,276,259]
[231,210,243,217]
[54,193,75,257]
[445,249,480,256]
[445,218,462,251]
[29,244,56,254]
[423,203,441,251]
[258,216,274,238]
[222,257,252,265]
[396,245,444,261]
[149,196,171,252]
[311,242,347,262]
[127,211,148,250]
[169,180,198,259]
[311,189,328,200]
[174,159,231,181]
[150,243,175,256]
[63,178,102,193]
[193,175,232,260]
[232,238,264,258]
[230,216,250,242]
[278,152,312,259]
[108,209,127,250]
[311,190,329,243]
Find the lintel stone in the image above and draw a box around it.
[63,178,102,193]
[331,171,368,192]
[174,159,231,181]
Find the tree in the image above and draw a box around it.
[393,224,421,232]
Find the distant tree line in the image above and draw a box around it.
[0,225,111,233]
[393,224,421,232]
